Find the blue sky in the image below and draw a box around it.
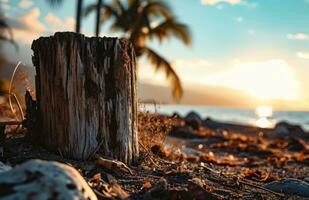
[2,0,309,109]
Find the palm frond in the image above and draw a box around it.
[141,47,183,100]
[149,19,191,45]
[143,1,172,19]
[0,19,18,50]
[129,1,171,44]
[84,3,119,18]
[0,35,18,50]
[113,0,126,12]
[84,4,97,16]
[84,3,120,28]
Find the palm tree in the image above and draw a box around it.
[85,0,191,100]
[46,0,83,33]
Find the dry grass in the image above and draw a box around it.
[137,104,176,154]
[0,63,35,121]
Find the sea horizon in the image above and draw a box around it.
[142,104,309,131]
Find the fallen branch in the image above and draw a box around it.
[95,157,133,175]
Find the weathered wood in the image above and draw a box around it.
[31,32,138,163]
[24,90,39,144]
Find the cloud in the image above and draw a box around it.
[201,0,257,8]
[66,17,76,30]
[137,61,170,86]
[172,58,212,68]
[201,0,242,5]
[18,0,34,9]
[287,33,308,40]
[9,8,47,44]
[172,58,214,85]
[205,59,300,100]
[138,58,212,87]
[297,52,309,59]
[45,13,75,31]
[139,58,300,101]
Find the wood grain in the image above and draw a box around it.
[31,32,139,163]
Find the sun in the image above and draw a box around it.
[255,106,272,118]
[254,106,274,128]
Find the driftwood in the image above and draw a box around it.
[95,157,133,175]
[31,32,138,164]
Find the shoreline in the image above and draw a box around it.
[142,104,309,130]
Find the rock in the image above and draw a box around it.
[185,111,202,121]
[270,121,307,139]
[202,118,225,129]
[185,111,202,130]
[269,125,290,138]
[171,112,182,119]
[263,178,309,197]
[0,159,97,200]
[304,178,309,184]
[0,162,11,173]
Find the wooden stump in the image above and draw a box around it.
[31,32,138,164]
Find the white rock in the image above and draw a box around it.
[0,159,97,200]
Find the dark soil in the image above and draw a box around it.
[1,114,309,200]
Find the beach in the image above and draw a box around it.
[1,105,309,199]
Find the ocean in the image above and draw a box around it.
[143,104,309,131]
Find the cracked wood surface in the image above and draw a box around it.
[31,32,138,163]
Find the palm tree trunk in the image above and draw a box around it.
[76,0,83,33]
[95,0,102,37]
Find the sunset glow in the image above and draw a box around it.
[204,59,300,100]
[255,106,272,118]
[3,0,309,110]
[254,106,273,128]
[254,117,273,128]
